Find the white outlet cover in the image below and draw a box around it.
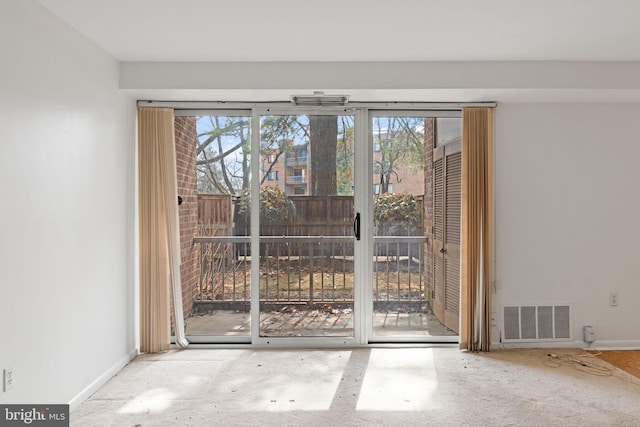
[3,368,14,392]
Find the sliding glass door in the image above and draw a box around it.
[257,112,356,339]
[176,106,460,345]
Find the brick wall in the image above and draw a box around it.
[423,118,435,302]
[174,117,198,317]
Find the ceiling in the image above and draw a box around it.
[37,0,640,62]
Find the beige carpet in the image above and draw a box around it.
[71,347,640,426]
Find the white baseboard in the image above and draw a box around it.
[590,340,640,351]
[491,339,640,351]
[68,348,139,412]
[491,340,585,350]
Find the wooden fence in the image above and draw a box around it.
[198,194,233,236]
[198,194,423,237]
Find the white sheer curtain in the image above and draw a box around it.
[138,107,188,352]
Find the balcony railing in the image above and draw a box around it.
[193,235,426,308]
[285,156,308,166]
[286,175,307,184]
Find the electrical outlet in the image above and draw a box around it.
[3,368,14,392]
[583,325,596,343]
[609,292,619,307]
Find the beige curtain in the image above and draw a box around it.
[460,107,494,352]
[138,107,189,352]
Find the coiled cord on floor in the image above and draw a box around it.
[544,352,615,376]
[543,351,640,391]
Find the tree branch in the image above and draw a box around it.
[196,140,244,165]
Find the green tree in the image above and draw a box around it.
[373,192,421,235]
[336,116,355,195]
[373,117,425,194]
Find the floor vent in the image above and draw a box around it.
[502,304,571,342]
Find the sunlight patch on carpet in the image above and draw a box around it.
[118,388,177,414]
[356,349,438,411]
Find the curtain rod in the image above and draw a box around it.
[137,100,497,110]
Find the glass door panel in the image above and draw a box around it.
[370,115,458,338]
[179,113,252,340]
[258,114,355,337]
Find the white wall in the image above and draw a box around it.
[1,4,637,409]
[494,103,640,348]
[0,0,135,406]
[124,59,640,348]
[120,61,640,104]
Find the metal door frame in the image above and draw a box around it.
[172,104,465,347]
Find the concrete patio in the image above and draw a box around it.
[183,307,456,337]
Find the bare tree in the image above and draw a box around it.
[197,116,250,195]
[195,114,365,198]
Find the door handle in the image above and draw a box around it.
[440,247,447,254]
[353,212,361,241]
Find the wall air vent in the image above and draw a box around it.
[502,304,571,342]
